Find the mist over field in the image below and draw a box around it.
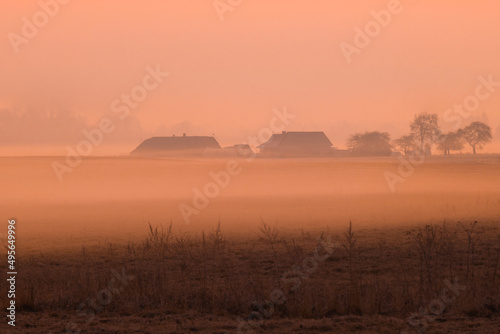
[2,156,499,249]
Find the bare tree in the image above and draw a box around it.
[410,112,441,154]
[458,121,492,154]
[393,135,416,156]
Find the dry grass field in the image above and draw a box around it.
[1,155,500,333]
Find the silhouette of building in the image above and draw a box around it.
[130,134,221,157]
[257,131,333,157]
[203,144,254,158]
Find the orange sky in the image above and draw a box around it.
[1,0,500,154]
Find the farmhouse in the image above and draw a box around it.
[257,131,333,157]
[130,134,221,157]
[203,144,254,158]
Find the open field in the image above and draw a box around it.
[1,221,500,333]
[1,155,500,246]
[1,155,500,333]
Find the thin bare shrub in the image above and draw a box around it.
[341,221,361,314]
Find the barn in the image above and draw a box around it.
[257,131,333,157]
[130,134,221,157]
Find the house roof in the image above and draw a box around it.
[257,133,284,148]
[257,131,332,149]
[131,136,221,155]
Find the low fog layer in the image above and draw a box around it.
[2,156,499,249]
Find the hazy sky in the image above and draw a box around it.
[1,0,500,154]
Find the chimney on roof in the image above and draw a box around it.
[183,133,186,137]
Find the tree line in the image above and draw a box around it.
[347,112,493,156]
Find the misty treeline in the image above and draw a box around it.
[12,221,500,329]
[347,112,493,156]
[0,107,494,156]
[0,107,200,145]
[0,107,147,145]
